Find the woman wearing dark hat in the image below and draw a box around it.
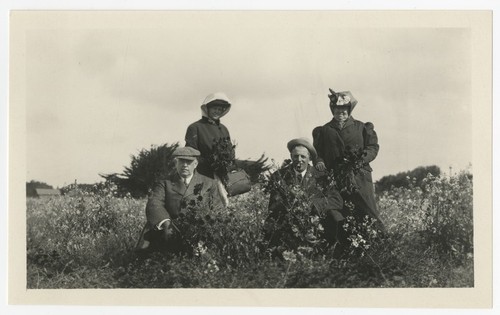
[185,92,233,205]
[313,89,382,223]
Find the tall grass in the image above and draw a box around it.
[26,172,473,288]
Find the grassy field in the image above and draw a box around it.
[26,171,473,288]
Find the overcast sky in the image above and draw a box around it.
[21,11,474,188]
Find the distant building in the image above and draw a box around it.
[34,188,61,197]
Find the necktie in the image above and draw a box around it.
[296,173,303,183]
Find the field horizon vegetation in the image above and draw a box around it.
[26,142,474,288]
[26,166,473,288]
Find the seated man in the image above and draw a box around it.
[135,146,224,252]
[264,138,345,249]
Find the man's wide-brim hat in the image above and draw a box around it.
[173,146,201,161]
[328,89,358,114]
[287,138,317,162]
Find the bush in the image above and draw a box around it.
[101,143,180,198]
[27,182,146,273]
[168,186,265,269]
[378,171,473,262]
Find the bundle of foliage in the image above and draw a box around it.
[170,192,264,269]
[375,165,441,194]
[209,137,236,185]
[262,161,331,258]
[235,154,272,183]
[331,145,368,194]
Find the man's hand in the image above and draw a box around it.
[315,161,326,172]
[161,220,173,241]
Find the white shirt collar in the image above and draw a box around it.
[294,169,307,178]
[182,174,194,185]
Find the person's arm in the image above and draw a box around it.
[145,181,171,228]
[362,122,379,163]
[222,124,231,140]
[212,176,228,208]
[145,181,174,241]
[185,124,199,150]
[312,126,326,171]
[311,186,343,215]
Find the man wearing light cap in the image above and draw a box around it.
[136,146,224,252]
[265,138,344,247]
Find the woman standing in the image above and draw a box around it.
[185,92,233,205]
[313,89,381,222]
[185,92,232,177]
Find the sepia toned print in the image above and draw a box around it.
[9,10,492,307]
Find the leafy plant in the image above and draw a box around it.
[171,186,264,269]
[209,137,236,185]
[235,154,272,183]
[262,161,330,258]
[331,145,368,194]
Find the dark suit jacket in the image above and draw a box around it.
[136,171,222,252]
[145,171,222,228]
[267,164,343,219]
[264,164,344,247]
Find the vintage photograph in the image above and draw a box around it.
[7,10,492,308]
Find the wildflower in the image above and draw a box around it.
[310,216,320,224]
[194,241,208,257]
[317,223,324,231]
[282,250,297,263]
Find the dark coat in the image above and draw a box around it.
[185,116,231,178]
[136,171,222,251]
[146,171,222,225]
[265,164,344,245]
[313,116,381,221]
[267,164,343,217]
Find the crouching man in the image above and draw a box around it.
[135,146,224,253]
[264,138,346,250]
